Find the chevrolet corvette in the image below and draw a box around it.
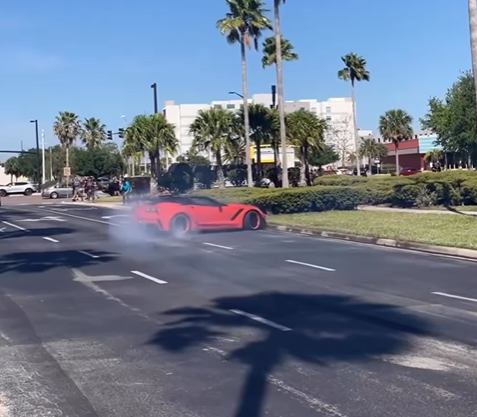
[134,196,266,235]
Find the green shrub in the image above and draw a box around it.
[391,184,423,208]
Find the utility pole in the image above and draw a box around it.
[41,129,46,185]
[151,83,158,114]
[30,120,41,189]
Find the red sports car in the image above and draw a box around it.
[134,196,266,235]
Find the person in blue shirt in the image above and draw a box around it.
[120,175,132,204]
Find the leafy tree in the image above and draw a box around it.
[359,138,388,175]
[4,157,21,182]
[379,109,413,175]
[286,109,327,185]
[217,0,271,187]
[159,162,194,194]
[176,150,211,166]
[424,149,444,165]
[71,143,124,177]
[239,103,275,180]
[262,36,298,67]
[308,144,339,169]
[125,114,178,180]
[81,117,107,150]
[190,108,235,188]
[422,73,477,167]
[53,111,81,174]
[338,53,370,176]
[469,0,477,117]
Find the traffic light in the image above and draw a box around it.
[107,130,113,141]
[118,128,125,139]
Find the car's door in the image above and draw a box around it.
[188,197,228,227]
[12,182,25,193]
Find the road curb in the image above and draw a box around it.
[268,223,477,261]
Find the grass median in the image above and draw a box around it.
[269,211,477,250]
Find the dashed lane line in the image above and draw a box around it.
[432,292,477,304]
[229,309,292,332]
[1,221,28,231]
[35,207,120,226]
[78,250,100,259]
[131,270,168,285]
[203,242,233,250]
[42,237,59,243]
[285,259,336,272]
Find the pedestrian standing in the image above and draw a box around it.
[120,175,132,205]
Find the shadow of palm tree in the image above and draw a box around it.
[149,292,430,417]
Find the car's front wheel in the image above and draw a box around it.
[169,214,191,238]
[24,188,33,196]
[0,190,7,197]
[243,210,263,230]
[50,192,59,199]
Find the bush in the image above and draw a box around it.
[245,186,366,214]
[391,184,423,208]
[227,168,247,186]
[159,163,194,194]
[193,165,215,188]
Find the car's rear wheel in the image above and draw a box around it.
[24,188,33,196]
[0,190,7,197]
[50,192,59,199]
[243,210,263,230]
[170,214,191,237]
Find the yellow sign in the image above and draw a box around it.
[250,146,295,165]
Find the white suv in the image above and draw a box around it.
[0,182,36,197]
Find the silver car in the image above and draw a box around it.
[42,185,73,199]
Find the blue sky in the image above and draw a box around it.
[0,0,471,152]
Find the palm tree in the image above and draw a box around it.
[239,103,275,181]
[338,53,370,176]
[4,157,21,182]
[190,108,235,187]
[379,109,413,175]
[53,111,81,180]
[81,117,106,150]
[469,0,477,115]
[359,138,376,175]
[273,0,290,188]
[286,109,327,186]
[126,114,178,180]
[217,0,271,187]
[262,36,298,67]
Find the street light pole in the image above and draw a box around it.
[228,91,244,99]
[41,129,46,185]
[151,83,158,114]
[30,120,41,189]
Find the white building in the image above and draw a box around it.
[164,94,361,166]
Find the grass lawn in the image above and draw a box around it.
[421,205,477,212]
[269,211,477,250]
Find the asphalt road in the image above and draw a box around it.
[1,202,477,417]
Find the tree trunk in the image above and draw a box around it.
[274,0,289,188]
[369,157,372,176]
[216,151,225,188]
[469,0,477,125]
[394,143,400,175]
[240,40,253,188]
[351,83,361,176]
[299,147,306,186]
[65,146,70,185]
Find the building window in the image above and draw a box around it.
[214,104,222,109]
[326,106,331,114]
[226,104,235,110]
[326,116,332,122]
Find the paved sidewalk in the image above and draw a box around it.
[358,205,477,216]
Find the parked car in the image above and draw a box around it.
[41,184,73,199]
[0,182,36,197]
[400,167,420,176]
[134,195,266,236]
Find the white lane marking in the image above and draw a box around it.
[203,346,347,416]
[0,227,6,233]
[42,237,59,243]
[229,309,292,332]
[432,292,477,304]
[78,250,100,259]
[73,269,132,283]
[131,270,168,285]
[2,221,28,231]
[285,259,335,272]
[101,215,129,219]
[20,216,66,222]
[36,208,119,226]
[203,242,233,250]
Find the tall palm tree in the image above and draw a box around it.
[469,0,477,115]
[273,0,290,188]
[217,0,271,187]
[286,109,327,186]
[53,111,81,180]
[379,109,413,175]
[338,52,370,176]
[261,36,298,67]
[239,103,275,180]
[190,108,235,187]
[126,114,178,180]
[81,117,106,150]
